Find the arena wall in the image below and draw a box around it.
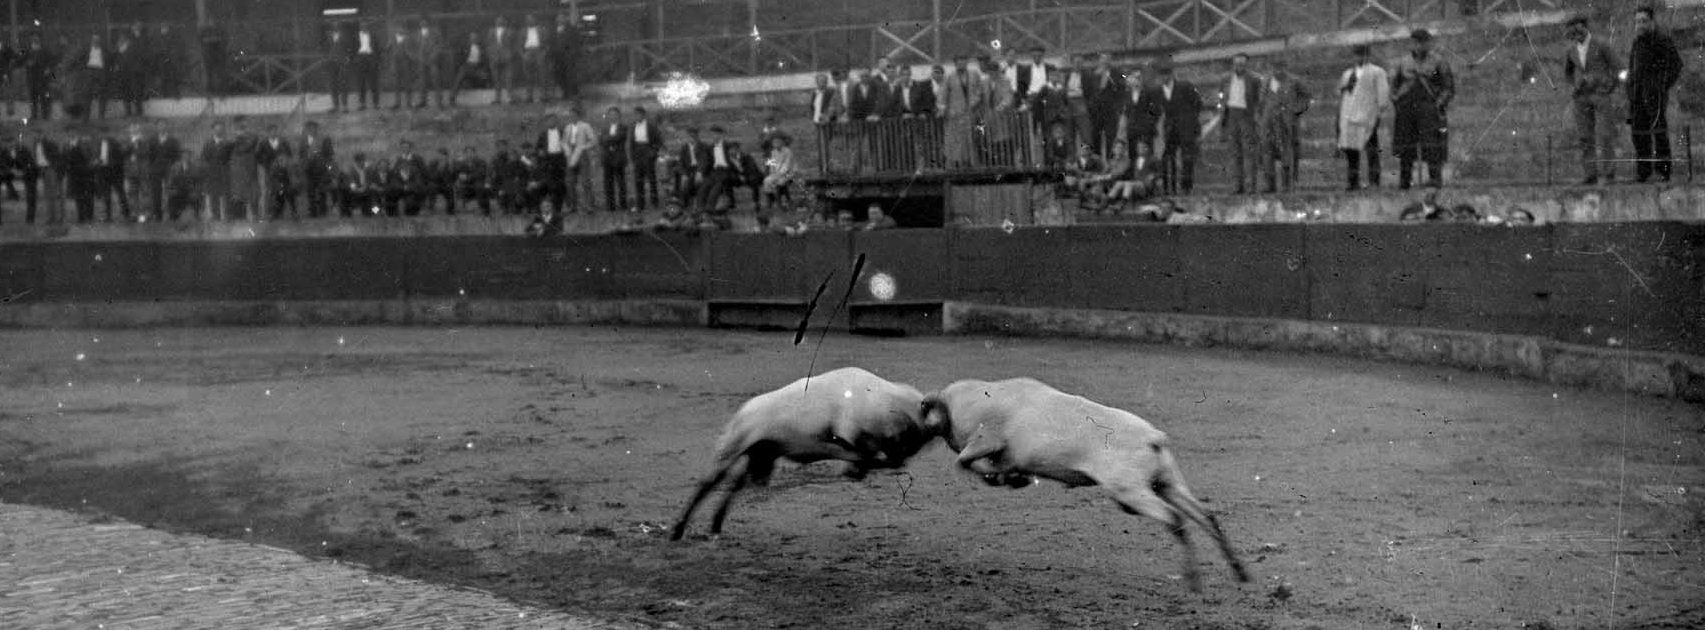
[2,223,1700,397]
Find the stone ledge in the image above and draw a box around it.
[0,299,709,329]
[940,301,1705,402]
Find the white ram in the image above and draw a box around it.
[920,377,1251,591]
[670,367,931,540]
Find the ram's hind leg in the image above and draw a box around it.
[708,450,764,535]
[1107,481,1202,592]
[671,456,740,541]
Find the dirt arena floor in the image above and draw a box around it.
[2,325,1702,629]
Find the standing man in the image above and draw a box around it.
[1116,65,1161,164]
[536,113,568,207]
[1627,6,1684,184]
[1155,60,1202,195]
[1083,53,1126,157]
[552,12,583,102]
[629,106,663,211]
[62,133,95,223]
[256,123,294,218]
[298,120,334,217]
[489,16,519,105]
[810,72,841,124]
[17,129,54,224]
[24,35,55,120]
[113,33,143,117]
[388,24,415,110]
[145,120,180,222]
[94,130,129,221]
[79,34,111,120]
[325,20,352,113]
[1564,16,1623,185]
[695,126,734,218]
[415,17,448,109]
[1257,60,1311,193]
[1390,29,1455,189]
[1219,54,1262,194]
[600,106,630,212]
[449,32,488,107]
[520,14,549,104]
[563,107,597,212]
[674,126,709,208]
[1337,44,1389,191]
[353,19,382,111]
[942,55,987,168]
[201,121,231,220]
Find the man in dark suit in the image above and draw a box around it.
[488,16,519,105]
[298,120,335,217]
[551,12,583,102]
[12,131,45,224]
[1116,66,1161,163]
[93,132,129,221]
[1564,16,1623,185]
[23,35,55,121]
[1155,60,1202,195]
[256,124,295,218]
[1627,6,1684,183]
[809,72,841,124]
[113,31,145,117]
[325,20,352,113]
[344,153,381,216]
[693,126,733,215]
[600,106,631,212]
[352,19,383,110]
[674,126,710,207]
[1083,53,1126,156]
[144,121,179,222]
[415,18,448,109]
[452,146,490,215]
[629,106,664,210]
[62,134,97,223]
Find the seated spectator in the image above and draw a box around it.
[1504,207,1536,226]
[724,141,764,212]
[491,139,525,214]
[166,152,202,221]
[525,199,564,236]
[344,153,382,216]
[862,203,898,231]
[453,146,491,215]
[651,201,696,232]
[1080,140,1132,213]
[1447,203,1480,223]
[761,135,798,214]
[1399,191,1446,222]
[1107,141,1160,204]
[1063,142,1107,196]
[1165,201,1212,224]
[834,208,857,230]
[1041,123,1073,170]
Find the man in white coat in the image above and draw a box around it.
[1337,44,1389,191]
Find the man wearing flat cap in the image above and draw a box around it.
[1390,28,1454,189]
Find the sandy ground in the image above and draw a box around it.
[1,325,1702,629]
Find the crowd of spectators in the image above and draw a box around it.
[0,7,1685,231]
[0,103,808,230]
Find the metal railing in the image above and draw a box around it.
[817,111,1041,177]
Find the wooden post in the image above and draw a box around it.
[655,0,665,39]
[1126,0,1136,49]
[9,0,17,47]
[748,0,757,74]
[196,0,208,27]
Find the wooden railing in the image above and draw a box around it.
[816,111,1042,177]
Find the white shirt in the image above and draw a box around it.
[1226,74,1247,109]
[712,142,728,168]
[468,43,482,63]
[812,89,830,122]
[1162,82,1174,100]
[358,31,372,54]
[525,27,541,49]
[633,120,650,143]
[608,123,619,137]
[1575,35,1590,67]
[545,128,563,154]
[88,46,104,68]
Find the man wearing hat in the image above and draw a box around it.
[1258,58,1311,193]
[1564,16,1623,185]
[1153,58,1202,195]
[1627,6,1684,184]
[1390,28,1455,189]
[1337,44,1389,191]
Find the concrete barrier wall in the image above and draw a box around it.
[3,224,1700,359]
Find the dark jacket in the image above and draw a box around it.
[1157,80,1203,141]
[600,122,630,166]
[1627,29,1684,102]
